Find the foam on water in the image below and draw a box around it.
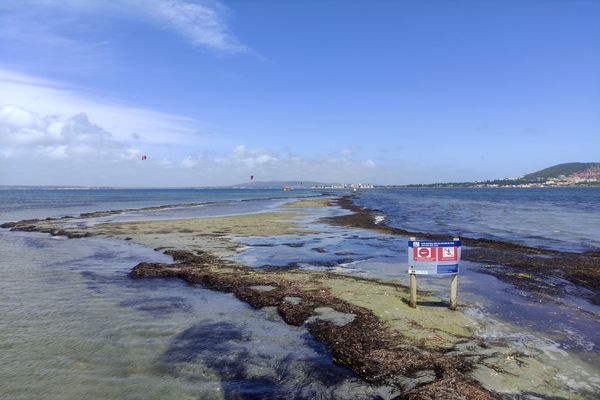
[466,309,600,397]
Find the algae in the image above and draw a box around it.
[279,198,332,208]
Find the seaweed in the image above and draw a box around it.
[129,250,498,399]
[323,196,600,304]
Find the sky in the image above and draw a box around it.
[0,0,599,186]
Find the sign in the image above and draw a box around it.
[408,239,461,275]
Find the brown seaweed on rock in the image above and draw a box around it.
[129,250,498,400]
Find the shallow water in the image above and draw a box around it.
[0,230,392,399]
[232,204,600,398]
[0,188,317,223]
[2,188,599,399]
[62,198,295,229]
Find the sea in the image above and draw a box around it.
[1,187,599,399]
[352,187,600,253]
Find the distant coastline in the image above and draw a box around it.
[3,162,598,190]
[383,181,600,189]
[387,162,600,188]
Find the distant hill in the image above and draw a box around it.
[397,162,600,188]
[523,162,600,180]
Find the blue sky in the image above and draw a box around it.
[0,0,599,186]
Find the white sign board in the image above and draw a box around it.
[408,240,461,275]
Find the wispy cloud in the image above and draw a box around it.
[146,0,251,55]
[362,159,376,168]
[0,0,251,61]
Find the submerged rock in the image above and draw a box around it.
[249,285,276,292]
[283,296,302,305]
[306,307,356,327]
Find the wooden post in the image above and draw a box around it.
[449,274,457,310]
[410,274,417,308]
[449,236,459,310]
[409,236,417,308]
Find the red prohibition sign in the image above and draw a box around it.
[418,248,431,258]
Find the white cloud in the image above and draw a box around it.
[171,145,381,185]
[232,144,247,157]
[1,132,385,185]
[226,144,279,167]
[121,148,144,160]
[0,0,251,58]
[36,145,68,159]
[0,68,204,145]
[0,104,44,130]
[362,159,376,168]
[0,77,384,185]
[0,104,141,161]
[255,154,277,164]
[181,155,199,168]
[147,0,250,54]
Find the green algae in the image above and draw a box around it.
[278,198,332,208]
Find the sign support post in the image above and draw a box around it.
[409,236,417,308]
[449,274,458,310]
[449,237,459,310]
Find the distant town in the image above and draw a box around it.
[319,163,600,189]
[310,183,375,189]
[395,162,600,189]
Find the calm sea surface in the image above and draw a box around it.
[1,188,599,398]
[354,187,600,252]
[3,187,599,253]
[0,189,317,223]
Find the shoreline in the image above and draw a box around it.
[2,196,598,398]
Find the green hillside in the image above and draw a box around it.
[523,162,600,180]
